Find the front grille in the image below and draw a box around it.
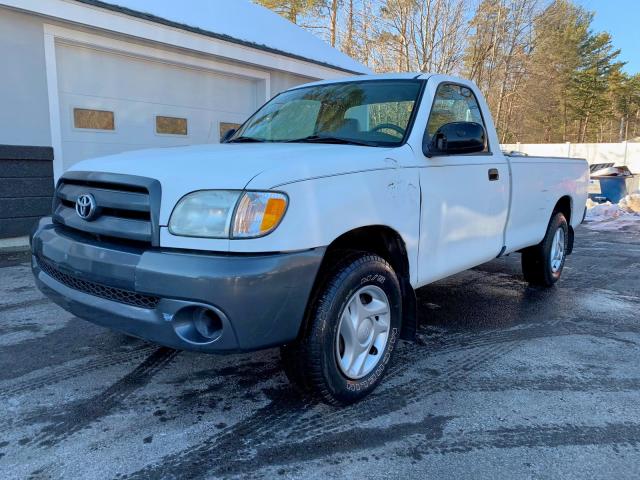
[52,173,160,246]
[37,255,160,309]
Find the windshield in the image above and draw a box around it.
[230,80,423,147]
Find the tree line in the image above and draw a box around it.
[256,0,640,143]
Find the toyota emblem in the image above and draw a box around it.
[75,193,97,221]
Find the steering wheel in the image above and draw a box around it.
[371,123,406,136]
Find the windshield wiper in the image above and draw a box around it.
[227,136,266,143]
[287,135,376,147]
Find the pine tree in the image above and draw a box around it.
[522,0,590,142]
[570,32,624,142]
[254,0,324,24]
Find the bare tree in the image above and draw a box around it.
[410,0,469,74]
[329,0,340,46]
[342,0,356,56]
[376,0,471,73]
[379,0,413,71]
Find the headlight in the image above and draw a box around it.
[168,190,287,239]
[168,190,240,238]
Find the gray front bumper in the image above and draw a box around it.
[31,217,325,353]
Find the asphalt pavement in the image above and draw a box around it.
[1,223,639,479]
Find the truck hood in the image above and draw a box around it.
[68,142,406,224]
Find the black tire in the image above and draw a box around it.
[521,212,569,287]
[281,252,402,405]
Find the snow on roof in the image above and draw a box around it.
[78,0,370,75]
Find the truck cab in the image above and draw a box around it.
[31,73,589,405]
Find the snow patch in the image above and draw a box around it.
[584,193,640,231]
[620,193,640,213]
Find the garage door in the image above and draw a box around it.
[56,43,260,170]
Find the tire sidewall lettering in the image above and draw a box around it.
[345,327,399,392]
[360,273,386,285]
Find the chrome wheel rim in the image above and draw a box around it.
[550,227,565,273]
[335,285,391,380]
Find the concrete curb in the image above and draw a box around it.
[0,236,30,253]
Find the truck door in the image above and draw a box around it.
[417,83,509,284]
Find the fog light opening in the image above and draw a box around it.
[172,305,225,344]
[193,308,223,339]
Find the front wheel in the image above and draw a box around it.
[281,252,402,405]
[521,212,569,287]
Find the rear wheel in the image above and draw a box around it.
[281,252,402,405]
[521,212,569,287]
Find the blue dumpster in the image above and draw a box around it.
[597,177,638,203]
[591,166,639,203]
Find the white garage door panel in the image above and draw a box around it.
[57,44,259,113]
[56,43,259,169]
[59,93,248,169]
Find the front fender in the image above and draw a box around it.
[238,168,422,285]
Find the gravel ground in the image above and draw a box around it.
[1,223,639,479]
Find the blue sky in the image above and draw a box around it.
[575,0,640,74]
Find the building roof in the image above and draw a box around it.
[76,0,370,75]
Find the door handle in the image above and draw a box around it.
[488,168,499,181]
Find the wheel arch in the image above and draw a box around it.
[302,225,417,342]
[553,195,573,224]
[552,195,574,255]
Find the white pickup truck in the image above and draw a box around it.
[31,73,589,405]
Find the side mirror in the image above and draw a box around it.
[221,128,237,143]
[424,121,486,156]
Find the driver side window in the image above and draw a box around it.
[426,84,487,150]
